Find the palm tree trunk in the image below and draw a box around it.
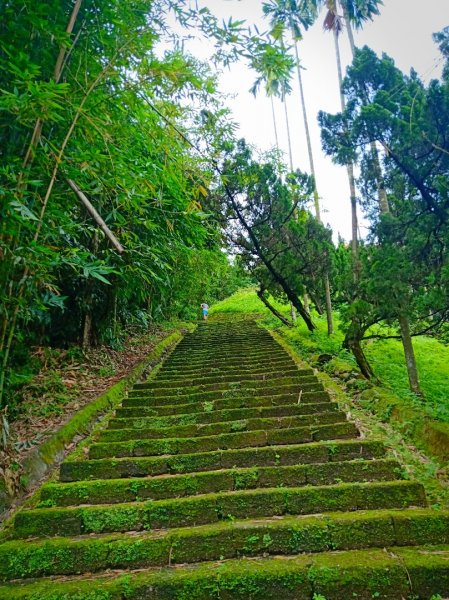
[270,96,280,150]
[293,41,320,219]
[282,93,294,171]
[293,39,334,334]
[332,26,358,261]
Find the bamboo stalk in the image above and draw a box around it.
[67,179,124,253]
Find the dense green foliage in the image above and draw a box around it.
[0,0,248,413]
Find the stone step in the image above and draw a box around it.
[2,510,448,581]
[164,349,292,366]
[124,383,325,406]
[141,369,309,388]
[135,372,318,388]
[108,401,340,429]
[115,391,332,417]
[129,377,322,398]
[40,459,401,507]
[60,440,386,482]
[159,359,305,376]
[174,341,280,352]
[155,363,304,380]
[2,545,447,599]
[13,480,426,538]
[98,411,346,442]
[88,422,358,459]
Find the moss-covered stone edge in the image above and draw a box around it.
[1,545,449,599]
[0,330,183,523]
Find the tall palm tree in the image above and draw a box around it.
[263,0,334,333]
[250,40,302,320]
[249,40,295,157]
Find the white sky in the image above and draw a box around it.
[187,0,448,241]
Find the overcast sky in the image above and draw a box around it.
[188,0,448,241]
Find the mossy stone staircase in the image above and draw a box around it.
[1,320,449,599]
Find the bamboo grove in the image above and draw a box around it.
[1,0,449,418]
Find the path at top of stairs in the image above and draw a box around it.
[1,320,448,599]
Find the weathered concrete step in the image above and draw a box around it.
[184,339,275,346]
[99,411,346,442]
[125,383,325,406]
[134,372,318,389]
[3,509,448,581]
[164,349,291,366]
[141,369,308,388]
[61,440,385,481]
[13,480,426,538]
[159,358,304,376]
[88,422,358,459]
[175,339,278,350]
[108,401,340,429]
[160,360,300,376]
[172,348,284,360]
[102,411,344,441]
[155,362,304,379]
[115,391,332,417]
[2,545,447,599]
[40,459,401,506]
[130,376,322,397]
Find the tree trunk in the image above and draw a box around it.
[324,273,334,334]
[344,317,376,377]
[370,142,390,214]
[303,293,310,315]
[346,337,374,379]
[82,311,92,348]
[342,5,356,55]
[398,314,423,396]
[257,289,293,327]
[343,319,375,379]
[290,303,297,323]
[309,291,323,316]
[270,95,280,150]
[282,93,294,171]
[293,40,320,220]
[333,26,358,261]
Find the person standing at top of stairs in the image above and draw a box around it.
[200,302,209,320]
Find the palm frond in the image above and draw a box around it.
[323,9,343,34]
